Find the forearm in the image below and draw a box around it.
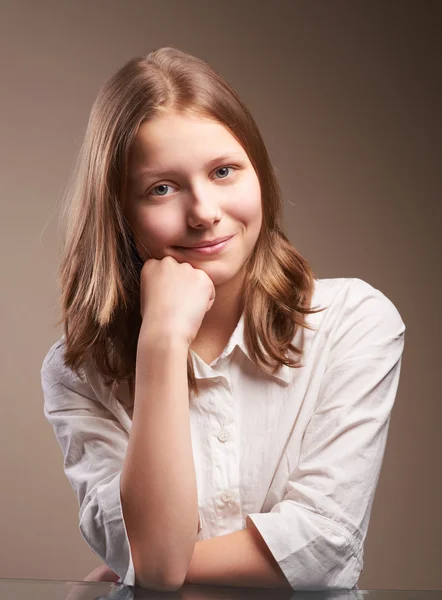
[120,334,198,589]
[184,520,292,589]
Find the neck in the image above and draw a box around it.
[205,268,244,329]
[191,268,245,355]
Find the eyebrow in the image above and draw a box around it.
[133,151,245,180]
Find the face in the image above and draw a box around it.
[125,111,263,289]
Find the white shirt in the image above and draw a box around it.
[41,277,406,590]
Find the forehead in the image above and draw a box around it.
[129,112,245,171]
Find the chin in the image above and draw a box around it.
[199,264,244,288]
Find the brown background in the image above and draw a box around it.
[0,0,440,590]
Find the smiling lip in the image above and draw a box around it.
[175,235,235,255]
[182,235,234,248]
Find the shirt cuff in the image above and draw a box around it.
[246,502,362,590]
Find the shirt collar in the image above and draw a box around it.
[190,310,293,385]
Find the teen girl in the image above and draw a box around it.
[41,47,405,591]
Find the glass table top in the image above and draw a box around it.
[0,578,441,600]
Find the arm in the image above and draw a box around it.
[186,282,405,590]
[42,336,198,591]
[83,564,120,582]
[242,284,406,590]
[120,335,198,590]
[185,522,292,588]
[43,259,213,590]
[84,521,292,588]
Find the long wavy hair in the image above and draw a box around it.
[55,46,327,405]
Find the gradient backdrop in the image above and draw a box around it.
[0,0,440,590]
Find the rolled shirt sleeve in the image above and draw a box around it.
[42,342,203,587]
[41,344,136,586]
[246,283,406,590]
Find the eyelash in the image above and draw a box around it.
[146,165,237,198]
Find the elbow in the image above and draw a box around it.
[134,567,186,591]
[290,542,362,590]
[314,561,362,591]
[294,570,360,592]
[314,558,362,590]
[139,578,184,592]
[132,543,191,591]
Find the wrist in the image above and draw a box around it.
[137,327,190,354]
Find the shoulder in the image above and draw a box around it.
[40,335,95,397]
[310,277,406,368]
[40,336,132,417]
[311,276,405,332]
[41,335,68,381]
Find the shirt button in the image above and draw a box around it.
[221,491,232,503]
[217,429,229,442]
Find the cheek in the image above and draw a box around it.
[135,207,182,247]
[230,180,262,229]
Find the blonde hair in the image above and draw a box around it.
[55,46,326,404]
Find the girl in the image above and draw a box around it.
[41,47,405,591]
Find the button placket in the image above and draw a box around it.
[221,490,232,503]
[217,428,229,442]
[209,369,238,523]
[217,415,229,443]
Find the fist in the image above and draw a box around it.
[139,256,216,346]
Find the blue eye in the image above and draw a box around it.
[151,184,170,197]
[215,166,234,179]
[147,165,236,197]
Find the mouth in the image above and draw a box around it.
[174,234,235,255]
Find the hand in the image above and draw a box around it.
[139,256,216,346]
[83,564,120,582]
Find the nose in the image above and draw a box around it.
[187,186,222,228]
